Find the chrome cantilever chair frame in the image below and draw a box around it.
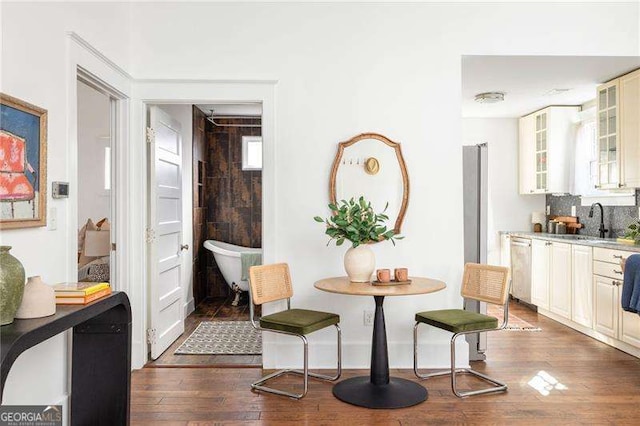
[413,263,511,398]
[248,282,341,399]
[413,300,509,397]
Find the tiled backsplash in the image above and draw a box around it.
[547,190,640,238]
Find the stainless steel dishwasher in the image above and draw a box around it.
[510,236,532,303]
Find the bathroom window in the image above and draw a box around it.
[242,136,262,171]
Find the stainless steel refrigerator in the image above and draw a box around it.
[462,143,488,361]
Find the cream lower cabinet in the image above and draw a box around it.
[594,276,640,345]
[571,245,593,328]
[531,239,550,309]
[594,274,620,338]
[621,311,640,347]
[523,237,640,358]
[549,242,572,319]
[592,247,640,351]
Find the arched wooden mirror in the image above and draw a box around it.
[329,133,410,234]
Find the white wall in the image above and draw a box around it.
[1,0,639,408]
[77,81,111,228]
[0,1,131,412]
[462,118,546,265]
[155,104,195,317]
[128,2,639,369]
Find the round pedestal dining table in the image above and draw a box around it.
[314,276,446,409]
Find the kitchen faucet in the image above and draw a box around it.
[588,202,608,238]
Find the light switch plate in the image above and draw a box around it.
[48,207,57,231]
[546,205,550,215]
[571,206,576,216]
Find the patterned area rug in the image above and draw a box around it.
[175,321,262,355]
[487,305,542,332]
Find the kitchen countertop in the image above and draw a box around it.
[501,231,640,253]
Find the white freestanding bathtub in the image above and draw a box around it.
[203,240,262,305]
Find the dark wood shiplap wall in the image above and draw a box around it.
[205,118,262,298]
[192,106,208,306]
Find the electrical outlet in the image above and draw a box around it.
[571,205,576,216]
[546,205,550,215]
[363,310,374,326]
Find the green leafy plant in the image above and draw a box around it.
[314,196,403,248]
[623,220,640,244]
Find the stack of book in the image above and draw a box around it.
[53,282,112,305]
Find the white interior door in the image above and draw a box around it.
[148,106,185,359]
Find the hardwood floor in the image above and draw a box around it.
[147,297,262,367]
[132,301,640,424]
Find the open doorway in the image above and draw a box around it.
[146,102,263,367]
[76,79,115,286]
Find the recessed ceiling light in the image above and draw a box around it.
[544,88,572,96]
[474,92,505,103]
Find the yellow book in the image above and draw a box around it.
[56,288,112,305]
[53,282,110,297]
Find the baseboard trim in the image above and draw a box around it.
[184,298,195,318]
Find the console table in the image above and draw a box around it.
[314,277,446,409]
[1,292,132,425]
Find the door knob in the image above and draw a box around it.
[181,244,189,251]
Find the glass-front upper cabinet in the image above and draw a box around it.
[596,80,619,189]
[535,112,548,191]
[519,106,579,195]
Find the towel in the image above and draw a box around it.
[241,252,262,281]
[621,254,640,313]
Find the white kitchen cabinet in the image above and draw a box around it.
[549,242,572,319]
[621,310,640,348]
[594,274,620,338]
[593,269,640,347]
[620,69,640,188]
[571,245,593,328]
[597,68,640,189]
[531,239,550,309]
[522,236,640,357]
[518,114,537,194]
[592,247,640,348]
[518,106,580,194]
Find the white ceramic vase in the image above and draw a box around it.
[344,245,375,282]
[15,276,56,319]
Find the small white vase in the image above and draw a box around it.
[15,276,56,319]
[344,245,375,282]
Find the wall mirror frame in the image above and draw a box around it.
[329,132,410,234]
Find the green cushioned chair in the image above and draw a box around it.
[248,263,341,399]
[413,263,510,398]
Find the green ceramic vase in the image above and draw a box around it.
[0,246,26,325]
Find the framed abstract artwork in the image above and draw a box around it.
[0,93,48,229]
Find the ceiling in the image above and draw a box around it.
[462,56,640,118]
[196,103,262,117]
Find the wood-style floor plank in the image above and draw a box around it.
[132,302,640,424]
